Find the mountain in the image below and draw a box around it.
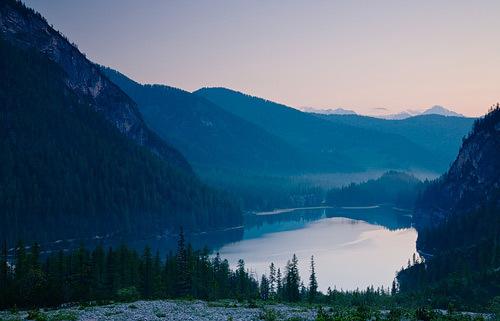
[397,106,500,308]
[414,105,500,229]
[194,87,446,172]
[0,0,189,171]
[312,113,474,172]
[301,107,357,115]
[380,105,464,120]
[382,111,420,120]
[422,105,464,117]
[0,1,241,244]
[101,67,302,174]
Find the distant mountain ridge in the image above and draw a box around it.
[312,113,474,172]
[301,107,357,115]
[380,105,464,120]
[300,105,464,119]
[101,67,302,173]
[195,87,460,173]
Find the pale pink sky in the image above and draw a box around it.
[25,0,500,117]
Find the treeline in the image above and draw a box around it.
[0,231,257,309]
[397,204,500,310]
[0,233,397,310]
[462,103,499,143]
[327,171,424,208]
[200,169,324,211]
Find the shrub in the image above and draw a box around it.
[415,307,433,321]
[26,310,48,321]
[49,311,78,321]
[116,287,140,302]
[259,308,280,321]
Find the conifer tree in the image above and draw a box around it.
[152,250,163,298]
[140,246,153,298]
[260,274,269,300]
[269,262,276,298]
[276,268,282,301]
[391,280,398,295]
[104,247,117,297]
[236,259,247,298]
[0,240,8,307]
[308,255,318,302]
[175,228,191,297]
[14,241,27,282]
[284,254,300,302]
[300,281,307,299]
[90,244,106,299]
[30,243,41,271]
[0,236,264,308]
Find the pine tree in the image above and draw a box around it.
[14,241,27,282]
[30,243,41,271]
[300,281,307,299]
[74,244,91,300]
[28,243,47,306]
[104,247,117,298]
[0,240,8,308]
[284,254,300,302]
[140,246,153,298]
[276,267,282,301]
[260,275,269,300]
[308,255,318,302]
[236,259,247,298]
[90,244,106,299]
[152,250,163,298]
[391,280,398,295]
[1,239,268,308]
[269,262,276,299]
[175,228,191,297]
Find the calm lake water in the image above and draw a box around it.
[218,206,417,292]
[31,205,416,292]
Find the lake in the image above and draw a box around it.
[217,206,417,292]
[29,205,417,292]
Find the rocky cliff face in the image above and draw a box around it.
[0,0,190,170]
[415,105,500,228]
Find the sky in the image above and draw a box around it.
[24,0,500,117]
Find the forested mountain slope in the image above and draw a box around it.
[326,171,423,208]
[414,105,500,229]
[397,106,500,309]
[0,3,241,244]
[101,67,303,173]
[0,0,189,170]
[313,114,474,172]
[195,88,443,172]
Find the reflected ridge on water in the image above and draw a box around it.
[31,205,416,292]
[218,205,417,292]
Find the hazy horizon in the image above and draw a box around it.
[24,0,500,117]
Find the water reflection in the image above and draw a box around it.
[31,205,416,292]
[243,205,412,240]
[219,207,416,292]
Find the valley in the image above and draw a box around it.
[1,0,499,319]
